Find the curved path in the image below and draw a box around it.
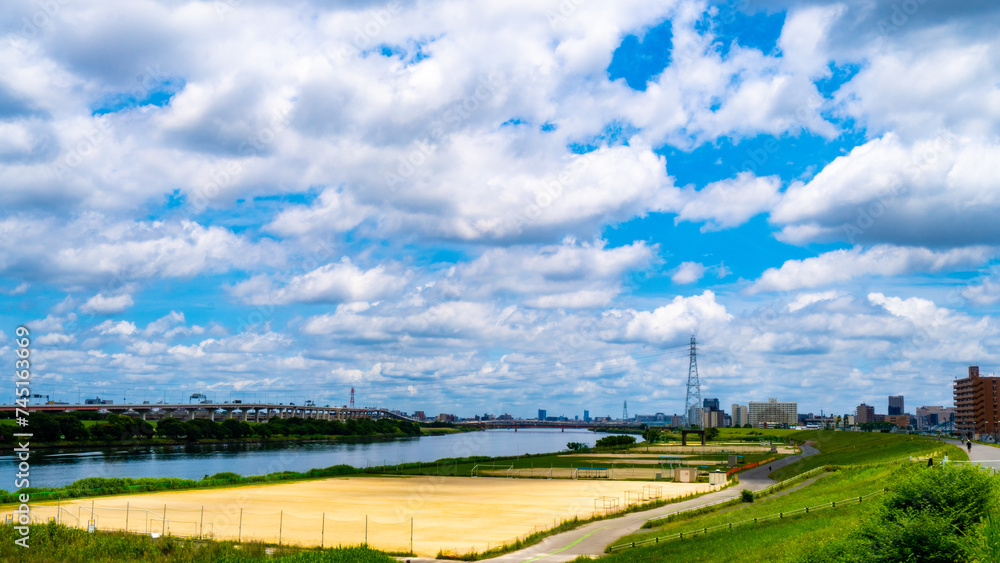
[403,443,819,563]
[938,438,1000,470]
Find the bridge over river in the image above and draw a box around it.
[0,402,415,422]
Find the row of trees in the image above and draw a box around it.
[0,412,422,444]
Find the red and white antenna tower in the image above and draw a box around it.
[350,387,355,408]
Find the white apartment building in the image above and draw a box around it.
[748,398,798,428]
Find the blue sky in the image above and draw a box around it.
[2,0,1000,419]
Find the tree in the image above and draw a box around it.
[28,412,62,442]
[55,415,89,441]
[595,435,636,449]
[156,418,186,439]
[642,428,661,444]
[566,442,589,451]
[704,427,720,441]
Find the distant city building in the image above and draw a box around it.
[687,405,704,427]
[886,414,911,428]
[954,366,1000,436]
[413,410,427,421]
[538,409,546,421]
[702,409,728,428]
[670,414,684,427]
[731,404,748,427]
[915,406,955,429]
[748,398,797,428]
[703,398,720,411]
[856,403,875,424]
[583,410,590,422]
[84,397,113,405]
[888,395,904,416]
[635,413,669,424]
[436,413,456,422]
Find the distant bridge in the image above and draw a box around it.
[0,403,416,423]
[458,420,642,431]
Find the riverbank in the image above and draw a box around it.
[0,424,477,451]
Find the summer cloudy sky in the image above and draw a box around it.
[1,0,999,418]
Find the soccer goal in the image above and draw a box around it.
[594,496,620,515]
[642,484,663,500]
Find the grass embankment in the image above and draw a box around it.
[610,464,896,550]
[0,522,396,562]
[771,430,966,480]
[583,432,973,563]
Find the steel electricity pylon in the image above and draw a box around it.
[684,335,702,427]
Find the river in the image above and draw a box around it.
[9,429,601,488]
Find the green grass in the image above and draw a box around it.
[611,464,900,549]
[771,431,966,480]
[586,504,866,563]
[0,522,397,562]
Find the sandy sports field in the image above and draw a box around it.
[21,475,714,556]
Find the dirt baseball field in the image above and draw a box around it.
[23,475,715,556]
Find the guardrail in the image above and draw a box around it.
[610,489,887,552]
[644,466,826,526]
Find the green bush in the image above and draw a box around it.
[595,435,636,448]
[963,511,1000,563]
[801,464,1000,563]
[740,489,754,503]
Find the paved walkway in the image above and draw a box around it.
[401,444,819,563]
[938,438,1000,469]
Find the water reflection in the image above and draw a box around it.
[4,429,600,488]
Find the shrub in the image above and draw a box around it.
[595,435,636,448]
[964,511,1000,563]
[740,489,754,503]
[801,464,1000,563]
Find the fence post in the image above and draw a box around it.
[321,512,325,549]
[125,503,129,533]
[57,499,60,525]
[410,517,413,554]
[162,504,166,536]
[200,506,204,539]
[365,515,368,544]
[279,511,283,545]
[238,508,243,542]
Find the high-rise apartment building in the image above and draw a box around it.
[748,398,797,428]
[703,398,720,411]
[856,403,875,424]
[888,395,904,416]
[954,366,1000,435]
[731,404,748,427]
[538,409,546,421]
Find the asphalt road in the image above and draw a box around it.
[938,438,1000,469]
[401,443,819,563]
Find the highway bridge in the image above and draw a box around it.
[0,402,416,423]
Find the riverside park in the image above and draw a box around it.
[4,428,999,562]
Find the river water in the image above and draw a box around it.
[9,429,601,489]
